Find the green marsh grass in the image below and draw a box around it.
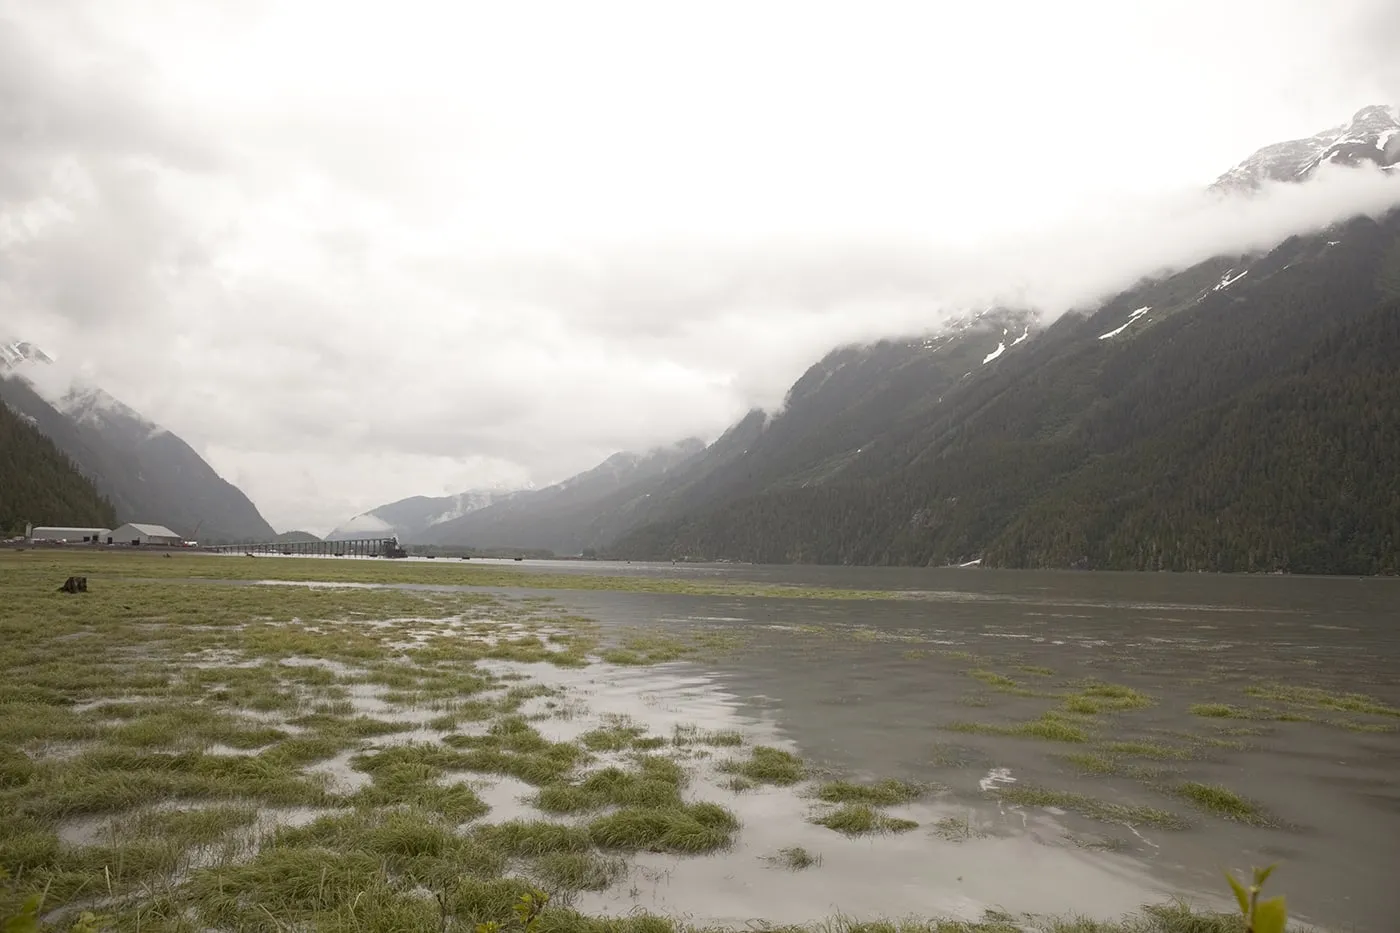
[1061,682,1153,714]
[588,802,740,853]
[1244,682,1400,717]
[475,820,593,857]
[811,804,918,836]
[992,787,1188,829]
[814,779,926,806]
[7,548,920,601]
[1098,741,1195,761]
[944,714,1090,743]
[531,850,628,892]
[580,716,650,751]
[1190,703,1268,720]
[719,746,806,785]
[1054,753,1167,780]
[1172,782,1275,826]
[534,762,686,813]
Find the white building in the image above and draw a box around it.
[29,526,110,543]
[107,523,184,547]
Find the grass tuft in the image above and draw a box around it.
[588,802,740,853]
[1190,703,1263,719]
[993,786,1188,829]
[1244,683,1400,718]
[530,850,628,892]
[1172,781,1275,826]
[760,845,821,870]
[718,745,805,785]
[814,779,926,806]
[1099,741,1195,761]
[1062,682,1153,714]
[945,714,1089,743]
[476,819,593,857]
[811,804,918,836]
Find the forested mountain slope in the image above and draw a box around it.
[417,313,1027,555]
[0,401,117,534]
[608,210,1400,573]
[0,371,275,543]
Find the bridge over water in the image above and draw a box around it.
[205,537,407,558]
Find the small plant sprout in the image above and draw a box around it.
[1226,864,1287,933]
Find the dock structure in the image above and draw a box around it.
[205,537,406,558]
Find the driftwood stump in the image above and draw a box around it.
[58,576,88,594]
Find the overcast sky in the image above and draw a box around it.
[3,0,1399,534]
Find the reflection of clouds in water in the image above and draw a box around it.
[479,659,792,750]
[472,660,1179,926]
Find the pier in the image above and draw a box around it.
[204,537,407,558]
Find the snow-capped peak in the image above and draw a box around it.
[0,340,55,368]
[1214,104,1400,191]
[1,337,155,428]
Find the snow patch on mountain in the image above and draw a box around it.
[1098,306,1151,340]
[1213,269,1249,291]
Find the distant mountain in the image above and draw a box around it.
[0,344,276,544]
[416,439,707,554]
[329,489,521,542]
[1214,104,1399,191]
[0,398,116,534]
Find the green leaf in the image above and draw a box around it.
[1226,871,1250,916]
[1253,895,1287,933]
[1254,863,1277,887]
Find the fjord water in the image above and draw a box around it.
[511,561,1400,932]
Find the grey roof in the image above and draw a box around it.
[117,523,182,538]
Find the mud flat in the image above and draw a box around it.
[2,551,1395,932]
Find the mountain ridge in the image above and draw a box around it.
[413,438,707,554]
[0,342,276,543]
[1214,104,1400,191]
[328,488,524,543]
[607,208,1400,572]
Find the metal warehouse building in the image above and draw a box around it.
[28,526,110,543]
[106,523,184,546]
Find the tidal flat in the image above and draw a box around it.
[2,551,1397,932]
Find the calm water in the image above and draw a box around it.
[527,563,1400,931]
